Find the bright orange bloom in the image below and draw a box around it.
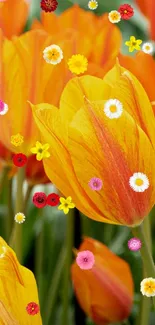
[32,4,122,76]
[31,62,155,226]
[0,236,42,324]
[0,28,76,155]
[71,237,133,324]
[136,0,155,40]
[0,0,31,39]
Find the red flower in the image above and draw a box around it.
[33,192,47,208]
[47,193,60,206]
[26,302,40,315]
[12,153,27,167]
[118,4,134,20]
[40,0,58,12]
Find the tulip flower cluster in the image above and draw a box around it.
[0,1,155,325]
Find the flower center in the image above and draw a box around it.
[145,45,150,50]
[38,197,44,203]
[135,178,143,186]
[38,148,43,153]
[109,105,117,112]
[124,10,127,13]
[132,41,137,46]
[84,257,88,262]
[47,49,60,61]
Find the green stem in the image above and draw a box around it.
[45,246,66,325]
[23,184,33,213]
[9,167,25,262]
[35,215,44,299]
[61,210,74,325]
[0,166,9,196]
[132,219,155,311]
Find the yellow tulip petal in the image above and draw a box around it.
[103,62,155,149]
[0,237,42,325]
[31,102,112,223]
[68,99,155,225]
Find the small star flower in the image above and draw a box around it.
[118,4,134,20]
[68,54,88,75]
[40,0,58,12]
[88,177,103,191]
[125,36,142,52]
[11,133,24,147]
[76,250,95,270]
[0,246,7,258]
[30,141,50,161]
[104,99,123,119]
[129,172,149,192]
[0,100,8,115]
[26,302,40,315]
[12,153,27,167]
[14,212,26,224]
[88,0,98,10]
[142,42,154,54]
[128,237,142,251]
[140,278,155,297]
[108,10,121,23]
[43,44,63,65]
[58,196,75,214]
[33,192,47,208]
[47,193,60,206]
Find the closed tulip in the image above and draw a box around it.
[0,0,31,39]
[31,62,155,226]
[0,236,42,324]
[71,237,133,325]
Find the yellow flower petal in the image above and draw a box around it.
[66,196,72,203]
[36,141,42,149]
[30,147,38,154]
[43,151,50,158]
[68,203,75,209]
[36,153,43,161]
[130,36,135,42]
[63,207,69,214]
[58,204,64,210]
[59,197,66,204]
[42,143,50,150]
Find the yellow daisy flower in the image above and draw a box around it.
[88,0,98,10]
[30,141,50,161]
[14,212,26,224]
[68,54,88,75]
[140,277,155,297]
[58,196,75,214]
[125,36,142,52]
[11,133,24,147]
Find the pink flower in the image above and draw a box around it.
[128,237,142,251]
[88,177,103,191]
[76,250,95,270]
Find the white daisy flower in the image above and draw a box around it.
[129,172,149,192]
[14,212,26,224]
[108,10,121,23]
[0,100,8,115]
[140,278,155,297]
[88,0,98,10]
[43,44,63,65]
[103,99,123,119]
[142,42,154,54]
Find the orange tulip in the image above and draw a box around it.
[0,0,31,39]
[31,4,122,77]
[31,62,155,226]
[0,28,77,155]
[136,0,155,40]
[0,236,42,324]
[71,237,133,324]
[119,51,155,110]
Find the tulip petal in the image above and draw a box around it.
[68,98,155,225]
[0,237,42,325]
[0,301,18,325]
[104,61,155,149]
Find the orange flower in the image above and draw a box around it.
[0,0,31,39]
[31,4,122,77]
[0,236,42,324]
[119,52,155,112]
[31,62,155,226]
[136,0,155,40]
[0,28,75,155]
[71,237,133,324]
